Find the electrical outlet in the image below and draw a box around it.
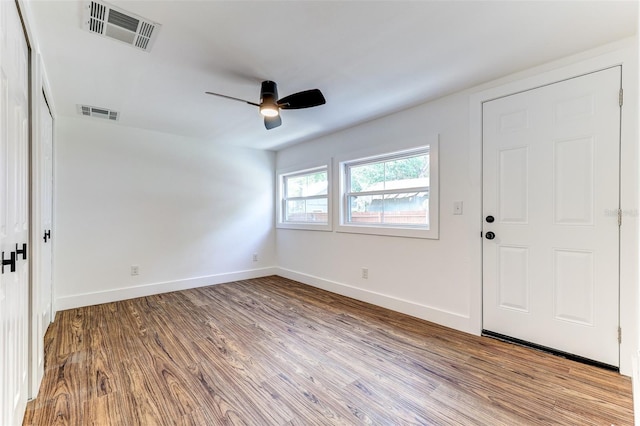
[362,267,368,279]
[253,253,258,262]
[131,265,139,276]
[453,201,463,215]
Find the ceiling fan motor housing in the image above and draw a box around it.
[261,80,278,105]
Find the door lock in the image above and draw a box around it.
[486,215,495,223]
[43,230,51,243]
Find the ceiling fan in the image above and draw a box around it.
[206,81,326,130]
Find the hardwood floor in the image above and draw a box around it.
[24,276,633,425]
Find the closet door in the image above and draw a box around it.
[0,1,31,424]
[31,91,53,395]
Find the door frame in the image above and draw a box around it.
[469,42,638,376]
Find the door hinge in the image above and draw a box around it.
[618,209,622,227]
[619,88,623,107]
[618,327,622,344]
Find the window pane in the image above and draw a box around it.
[286,198,328,223]
[286,199,305,220]
[286,176,306,197]
[382,193,428,225]
[286,171,327,197]
[384,154,429,190]
[348,192,428,226]
[350,162,384,192]
[348,194,383,223]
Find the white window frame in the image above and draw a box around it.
[337,138,439,239]
[276,161,332,231]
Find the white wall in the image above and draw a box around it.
[54,117,276,309]
[276,39,638,375]
[277,90,480,333]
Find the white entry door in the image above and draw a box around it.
[0,1,31,424]
[482,67,621,367]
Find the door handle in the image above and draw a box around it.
[43,230,51,243]
[1,251,16,274]
[16,243,26,260]
[485,231,496,240]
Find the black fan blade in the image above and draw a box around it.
[264,115,282,130]
[277,89,326,110]
[205,91,260,107]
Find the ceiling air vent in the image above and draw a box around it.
[77,105,120,121]
[83,1,160,52]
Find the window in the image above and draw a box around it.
[338,141,439,239]
[277,164,331,231]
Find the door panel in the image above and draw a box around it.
[554,136,594,225]
[498,147,528,223]
[497,245,529,312]
[482,67,621,367]
[553,248,594,325]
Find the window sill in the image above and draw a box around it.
[277,222,333,232]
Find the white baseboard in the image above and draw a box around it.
[276,267,475,334]
[55,267,279,311]
[55,266,473,335]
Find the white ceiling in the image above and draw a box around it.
[28,1,637,151]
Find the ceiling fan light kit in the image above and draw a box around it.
[260,106,279,117]
[206,80,326,129]
[259,80,279,117]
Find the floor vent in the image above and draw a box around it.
[83,1,160,52]
[77,104,120,121]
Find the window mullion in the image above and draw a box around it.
[284,195,328,202]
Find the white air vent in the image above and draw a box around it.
[77,104,120,121]
[83,1,160,52]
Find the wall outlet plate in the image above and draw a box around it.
[453,201,463,215]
